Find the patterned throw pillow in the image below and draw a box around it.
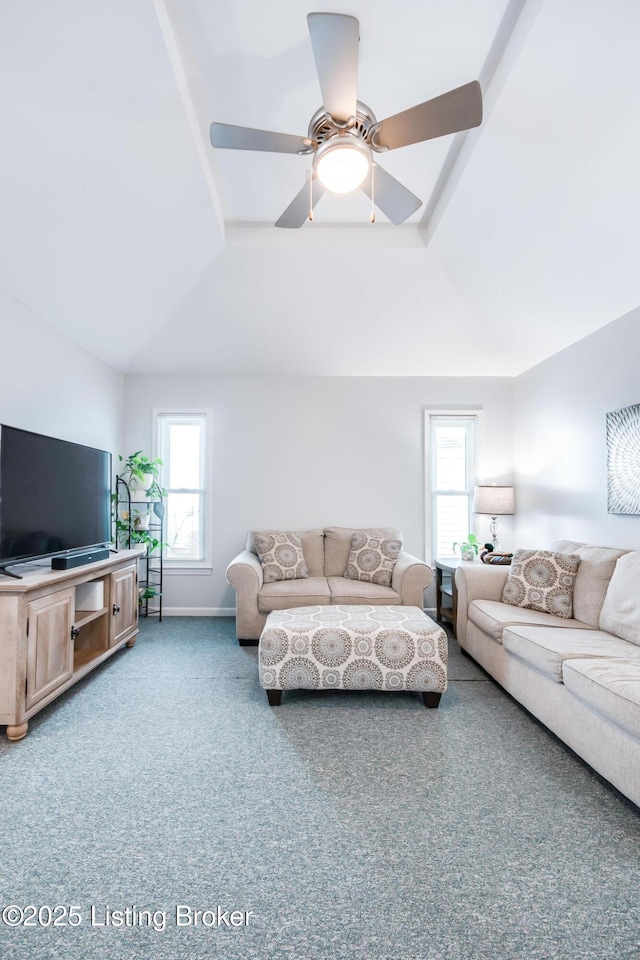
[502,549,581,618]
[253,531,308,583]
[344,533,402,587]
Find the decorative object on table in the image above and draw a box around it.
[453,534,479,561]
[606,401,640,515]
[472,484,515,550]
[481,552,513,565]
[479,543,494,561]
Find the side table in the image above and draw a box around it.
[434,558,466,637]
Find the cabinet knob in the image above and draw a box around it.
[113,603,121,615]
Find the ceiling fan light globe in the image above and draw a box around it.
[314,138,371,194]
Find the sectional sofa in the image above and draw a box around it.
[455,540,640,808]
[226,526,431,642]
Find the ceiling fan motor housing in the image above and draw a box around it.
[308,101,380,150]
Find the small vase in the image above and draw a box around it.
[461,547,475,561]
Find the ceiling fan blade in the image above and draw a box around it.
[307,12,359,124]
[360,164,422,224]
[275,177,325,229]
[210,122,313,155]
[372,81,482,151]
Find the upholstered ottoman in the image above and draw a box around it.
[258,605,447,707]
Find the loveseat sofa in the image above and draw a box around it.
[226,526,432,642]
[455,540,640,808]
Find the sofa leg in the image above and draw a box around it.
[238,638,259,646]
[266,689,282,707]
[422,692,441,709]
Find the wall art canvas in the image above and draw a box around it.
[607,402,640,514]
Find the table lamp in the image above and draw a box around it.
[472,485,515,551]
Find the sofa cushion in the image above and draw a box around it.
[563,658,640,740]
[344,533,402,587]
[248,528,324,578]
[599,551,640,646]
[258,577,331,613]
[552,542,629,627]
[324,526,401,577]
[503,626,640,682]
[502,549,580,618]
[327,577,401,605]
[469,599,590,643]
[253,531,308,582]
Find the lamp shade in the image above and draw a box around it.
[472,485,515,516]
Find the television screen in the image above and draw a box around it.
[0,425,112,569]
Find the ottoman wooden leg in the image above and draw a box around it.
[266,689,282,707]
[422,692,442,709]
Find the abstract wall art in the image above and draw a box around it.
[607,401,640,515]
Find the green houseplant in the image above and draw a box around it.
[113,450,166,551]
[118,450,165,501]
[138,584,162,607]
[453,533,479,561]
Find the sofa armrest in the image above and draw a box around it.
[392,551,432,607]
[454,563,510,645]
[226,550,265,641]
[226,549,263,590]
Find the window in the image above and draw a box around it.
[156,412,208,565]
[426,414,477,562]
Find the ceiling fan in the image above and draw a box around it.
[210,12,482,228]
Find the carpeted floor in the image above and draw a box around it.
[1,615,639,960]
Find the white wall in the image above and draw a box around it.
[513,306,640,550]
[123,374,513,613]
[0,291,123,453]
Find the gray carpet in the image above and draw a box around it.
[1,616,639,960]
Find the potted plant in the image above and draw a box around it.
[131,505,151,531]
[112,449,166,550]
[139,585,161,606]
[453,533,479,561]
[118,451,165,502]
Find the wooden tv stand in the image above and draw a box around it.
[0,548,145,741]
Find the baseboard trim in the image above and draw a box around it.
[161,606,434,618]
[161,607,235,617]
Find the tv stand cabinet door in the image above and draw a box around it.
[110,564,138,647]
[26,588,75,710]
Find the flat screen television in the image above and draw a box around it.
[0,424,112,575]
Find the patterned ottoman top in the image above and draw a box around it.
[259,605,447,693]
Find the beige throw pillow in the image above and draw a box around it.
[502,549,580,619]
[344,533,402,587]
[253,532,308,583]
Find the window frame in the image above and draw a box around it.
[424,410,480,566]
[153,408,212,572]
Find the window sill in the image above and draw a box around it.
[164,565,212,576]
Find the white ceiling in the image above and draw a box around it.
[1,0,639,377]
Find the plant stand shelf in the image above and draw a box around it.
[115,476,164,621]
